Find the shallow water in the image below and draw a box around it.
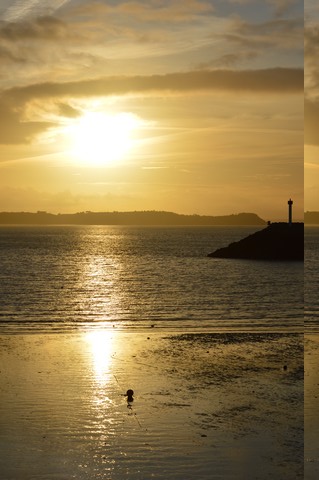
[0,332,303,480]
[305,335,319,480]
[305,227,319,333]
[0,225,303,333]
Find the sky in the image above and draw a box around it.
[305,0,319,213]
[0,0,304,220]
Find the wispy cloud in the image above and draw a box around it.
[2,0,70,21]
[0,1,302,93]
[68,0,215,23]
[226,0,300,17]
[0,15,69,40]
[224,16,303,50]
[194,52,258,69]
[268,0,300,17]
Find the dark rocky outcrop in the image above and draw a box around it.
[208,223,304,261]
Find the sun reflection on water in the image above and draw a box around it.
[86,330,114,384]
[84,329,121,455]
[79,253,122,322]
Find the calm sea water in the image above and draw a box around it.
[305,226,319,333]
[0,225,303,333]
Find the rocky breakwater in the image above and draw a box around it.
[208,223,304,261]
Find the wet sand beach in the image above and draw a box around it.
[0,331,303,480]
[305,334,319,480]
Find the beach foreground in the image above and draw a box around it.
[0,331,303,480]
[305,334,319,480]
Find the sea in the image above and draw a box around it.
[305,226,319,333]
[0,225,305,334]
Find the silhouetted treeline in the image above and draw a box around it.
[305,212,319,225]
[0,210,266,226]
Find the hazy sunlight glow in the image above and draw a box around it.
[67,112,141,166]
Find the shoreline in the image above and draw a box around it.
[0,324,305,335]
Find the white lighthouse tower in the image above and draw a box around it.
[288,198,293,225]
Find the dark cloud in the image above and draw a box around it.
[195,52,258,69]
[224,17,303,50]
[305,25,319,63]
[6,68,304,102]
[0,45,26,63]
[0,16,68,41]
[57,102,81,118]
[0,16,73,73]
[305,98,319,146]
[305,23,319,96]
[0,68,303,145]
[236,17,302,36]
[267,0,300,17]
[68,0,214,23]
[0,100,55,144]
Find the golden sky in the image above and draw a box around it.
[0,0,304,220]
[305,0,319,213]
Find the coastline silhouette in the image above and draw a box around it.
[0,210,265,226]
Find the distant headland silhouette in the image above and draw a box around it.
[0,210,266,226]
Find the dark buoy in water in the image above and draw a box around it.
[283,365,287,371]
[125,389,134,402]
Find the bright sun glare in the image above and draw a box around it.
[66,111,142,166]
[86,330,114,381]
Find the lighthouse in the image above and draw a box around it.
[288,198,293,225]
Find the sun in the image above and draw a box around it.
[66,111,141,166]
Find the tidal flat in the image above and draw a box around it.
[305,334,319,480]
[0,331,303,480]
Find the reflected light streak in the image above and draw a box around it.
[86,330,114,383]
[80,254,120,321]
